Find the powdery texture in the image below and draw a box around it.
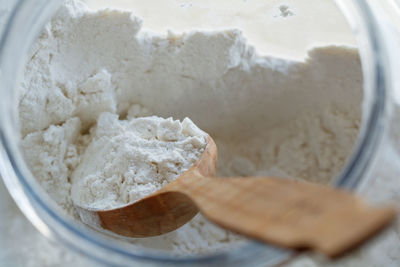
[71,113,207,209]
[217,107,360,184]
[21,118,81,214]
[16,0,364,261]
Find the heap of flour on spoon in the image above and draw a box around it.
[71,113,207,210]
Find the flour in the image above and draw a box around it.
[217,107,360,184]
[17,0,363,261]
[71,114,207,209]
[21,118,81,214]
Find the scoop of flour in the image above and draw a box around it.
[71,113,207,210]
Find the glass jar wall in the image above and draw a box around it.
[1,0,400,266]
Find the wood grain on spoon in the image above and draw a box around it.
[74,136,396,258]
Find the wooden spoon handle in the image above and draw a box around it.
[169,175,396,257]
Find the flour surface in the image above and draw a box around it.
[71,114,207,209]
[18,0,362,258]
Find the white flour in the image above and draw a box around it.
[71,114,207,209]
[13,0,370,264]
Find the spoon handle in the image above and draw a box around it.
[168,175,396,257]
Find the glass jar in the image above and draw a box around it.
[1,0,400,266]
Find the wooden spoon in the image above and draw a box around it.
[74,136,396,258]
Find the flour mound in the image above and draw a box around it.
[71,113,207,209]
